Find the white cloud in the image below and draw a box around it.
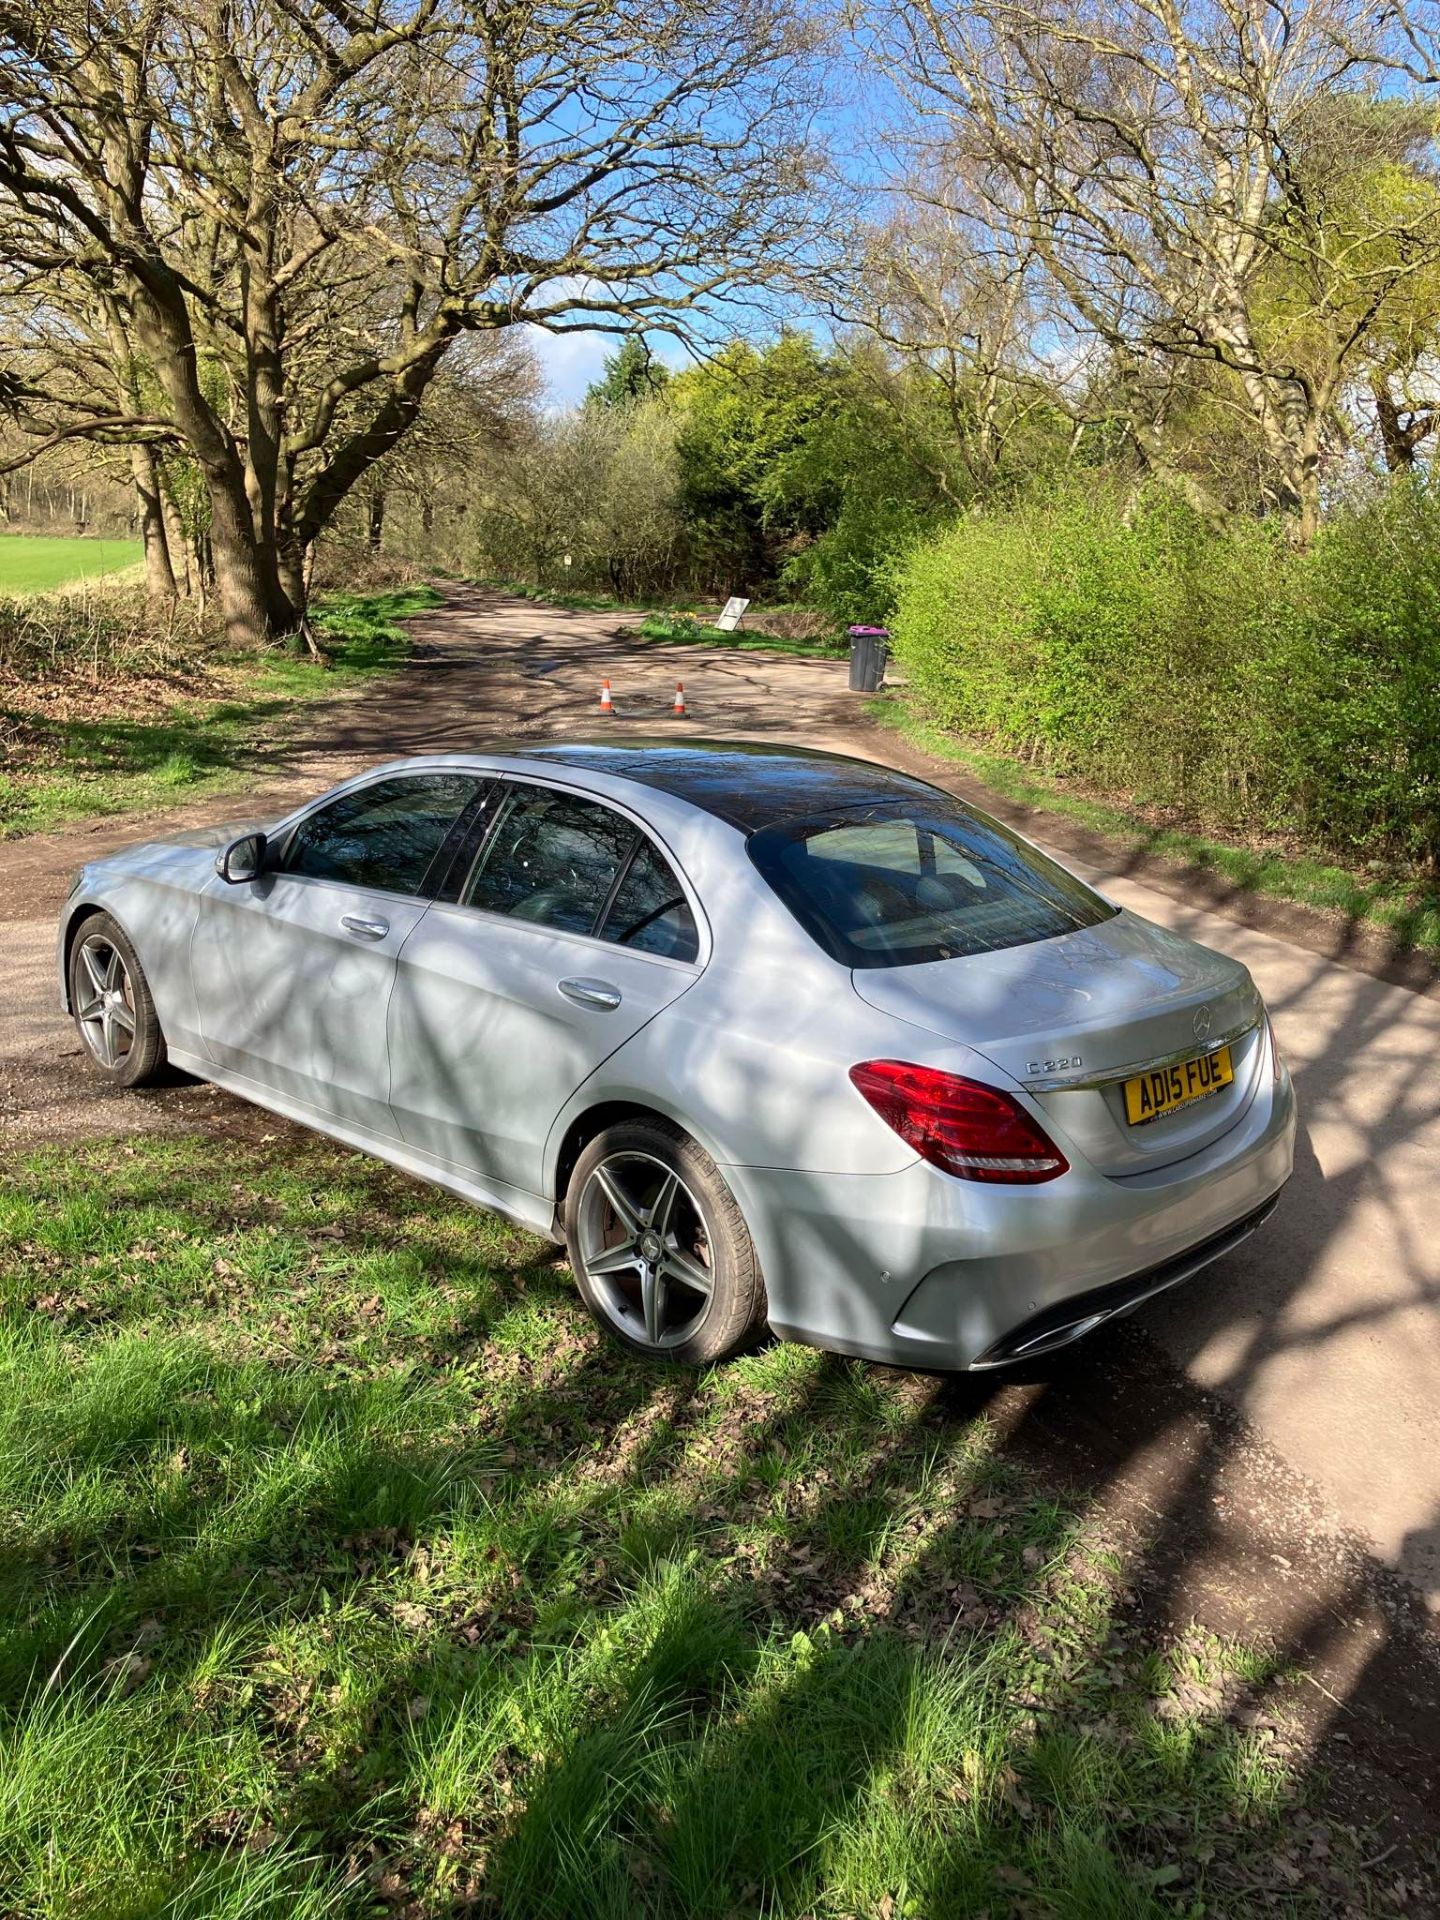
[524,323,691,411]
[525,326,612,409]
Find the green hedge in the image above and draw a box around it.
[888,482,1440,864]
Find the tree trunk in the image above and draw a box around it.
[1281,425,1323,549]
[1371,377,1434,472]
[130,443,177,606]
[367,485,386,551]
[277,539,307,618]
[208,475,285,646]
[130,278,299,644]
[241,256,309,635]
[158,482,194,600]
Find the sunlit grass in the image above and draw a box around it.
[0,535,142,595]
[634,611,844,657]
[0,1131,1364,1916]
[470,577,845,654]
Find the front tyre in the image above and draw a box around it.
[565,1118,767,1365]
[68,912,168,1088]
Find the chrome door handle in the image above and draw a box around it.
[558,977,622,1011]
[340,913,390,940]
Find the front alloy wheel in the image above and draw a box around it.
[565,1119,766,1364]
[68,913,167,1087]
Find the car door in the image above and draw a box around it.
[191,771,485,1136]
[386,778,705,1199]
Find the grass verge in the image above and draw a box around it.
[631,612,844,658]
[472,580,845,654]
[469,577,642,614]
[0,1127,1376,1918]
[0,585,439,840]
[873,695,1440,958]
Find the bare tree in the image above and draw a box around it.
[832,159,1069,495]
[468,396,686,596]
[353,331,540,558]
[0,0,826,640]
[874,0,1440,540]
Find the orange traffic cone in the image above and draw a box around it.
[672,682,687,717]
[599,677,614,715]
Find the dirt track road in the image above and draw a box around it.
[4,584,1439,1616]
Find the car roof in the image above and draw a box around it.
[499,739,940,832]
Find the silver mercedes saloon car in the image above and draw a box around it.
[58,742,1295,1369]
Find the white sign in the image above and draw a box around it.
[715,595,750,632]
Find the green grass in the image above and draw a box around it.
[472,577,644,613]
[0,1128,1367,1918]
[0,535,142,595]
[633,612,844,658]
[873,695,1440,959]
[0,586,440,840]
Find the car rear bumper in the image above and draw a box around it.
[726,1051,1297,1372]
[965,1191,1282,1365]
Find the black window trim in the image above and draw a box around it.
[436,772,708,967]
[428,778,503,904]
[268,769,488,903]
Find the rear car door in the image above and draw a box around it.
[386,778,704,1198]
[191,771,484,1135]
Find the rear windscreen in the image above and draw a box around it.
[747,799,1117,969]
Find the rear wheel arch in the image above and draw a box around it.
[551,1100,673,1212]
[549,1096,741,1210]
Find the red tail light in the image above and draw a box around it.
[849,1059,1069,1184]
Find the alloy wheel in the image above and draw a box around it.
[576,1150,715,1350]
[74,933,138,1071]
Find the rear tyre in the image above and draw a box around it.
[565,1117,767,1365]
[68,912,168,1088]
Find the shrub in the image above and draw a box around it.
[888,479,1440,865]
[786,491,945,630]
[0,586,216,684]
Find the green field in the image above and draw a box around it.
[0,1126,1369,1920]
[0,534,142,595]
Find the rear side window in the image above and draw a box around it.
[461,783,699,960]
[281,774,479,896]
[748,799,1115,968]
[464,786,634,932]
[601,839,699,962]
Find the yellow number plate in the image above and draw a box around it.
[1123,1045,1233,1126]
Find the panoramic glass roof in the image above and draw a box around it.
[511,740,940,832]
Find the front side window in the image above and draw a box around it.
[281,774,478,896]
[748,798,1116,968]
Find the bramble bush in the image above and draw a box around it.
[888,480,1440,866]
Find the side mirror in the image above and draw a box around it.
[216,831,268,884]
